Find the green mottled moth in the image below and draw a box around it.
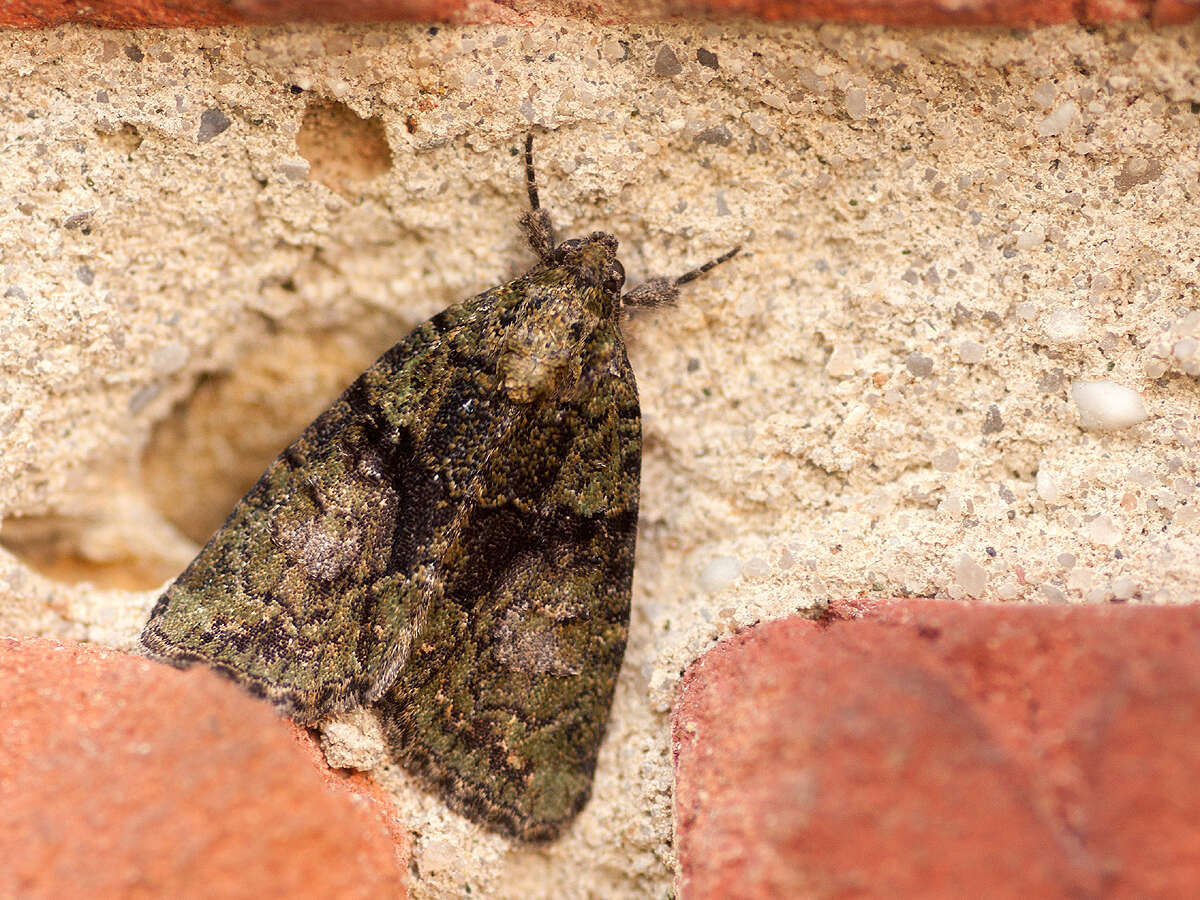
[141,134,738,841]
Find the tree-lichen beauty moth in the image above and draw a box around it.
[140,134,738,841]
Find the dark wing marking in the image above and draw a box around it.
[139,287,510,723]
[375,320,640,841]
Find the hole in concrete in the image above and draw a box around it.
[0,513,179,590]
[142,322,396,545]
[295,99,392,196]
[96,122,143,155]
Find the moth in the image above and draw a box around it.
[140,134,738,841]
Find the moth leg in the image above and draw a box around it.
[518,133,556,261]
[622,245,741,309]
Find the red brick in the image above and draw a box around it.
[1152,0,1200,22]
[0,636,406,900]
[0,0,484,26]
[0,0,1194,27]
[673,601,1200,899]
[0,0,249,27]
[699,0,1079,25]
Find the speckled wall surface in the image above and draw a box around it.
[1,21,1198,898]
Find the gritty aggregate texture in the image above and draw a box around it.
[1,20,1199,900]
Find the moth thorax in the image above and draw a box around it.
[498,333,572,403]
[498,308,594,403]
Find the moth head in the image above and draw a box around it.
[552,232,625,313]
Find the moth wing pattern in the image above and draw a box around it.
[375,317,640,842]
[140,292,499,723]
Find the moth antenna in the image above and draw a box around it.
[519,133,556,260]
[623,245,741,309]
[524,133,540,212]
[674,245,741,287]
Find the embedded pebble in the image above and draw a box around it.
[995,582,1019,600]
[931,447,959,473]
[1144,310,1200,378]
[958,340,985,364]
[64,210,95,230]
[1032,82,1058,107]
[1039,584,1066,603]
[278,158,310,182]
[982,404,1003,435]
[148,341,189,376]
[953,553,987,597]
[1071,380,1148,430]
[698,556,741,592]
[319,709,386,771]
[939,493,965,515]
[654,45,682,77]
[1086,515,1121,547]
[128,382,162,413]
[1035,467,1061,501]
[1111,576,1138,600]
[905,352,934,377]
[694,125,732,146]
[1036,100,1078,137]
[1043,307,1087,344]
[197,107,231,142]
[1016,223,1045,250]
[844,88,867,120]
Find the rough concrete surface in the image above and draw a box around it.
[0,19,1197,899]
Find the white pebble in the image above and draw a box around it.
[1043,307,1087,344]
[1016,223,1046,250]
[931,447,959,473]
[149,341,189,376]
[1039,584,1066,603]
[277,158,310,182]
[844,88,867,120]
[1071,380,1149,430]
[1036,100,1078,137]
[1111,576,1138,600]
[953,553,988,597]
[698,556,742,592]
[1145,358,1169,378]
[958,340,985,364]
[1035,467,1061,501]
[1032,82,1058,108]
[1086,515,1122,547]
